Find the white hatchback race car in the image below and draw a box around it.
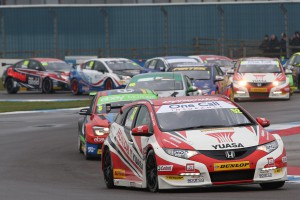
[230,57,291,100]
[101,96,287,192]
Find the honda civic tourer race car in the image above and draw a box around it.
[77,89,158,159]
[2,58,71,93]
[229,57,291,100]
[102,96,287,191]
[70,58,143,95]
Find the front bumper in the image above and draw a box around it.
[233,82,290,100]
[156,141,287,189]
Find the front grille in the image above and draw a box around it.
[248,82,272,87]
[249,92,269,97]
[210,170,255,182]
[198,146,256,160]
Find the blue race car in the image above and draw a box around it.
[168,63,233,98]
[70,58,143,95]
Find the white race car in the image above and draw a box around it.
[230,57,291,100]
[70,58,143,94]
[102,96,287,192]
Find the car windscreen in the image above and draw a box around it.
[44,62,72,71]
[105,61,142,71]
[238,60,281,73]
[128,78,183,91]
[170,67,211,80]
[156,101,253,132]
[206,60,234,67]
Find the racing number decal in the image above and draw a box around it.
[230,108,242,114]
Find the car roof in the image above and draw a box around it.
[31,58,65,62]
[150,95,228,106]
[195,55,232,61]
[240,57,279,61]
[130,72,183,82]
[88,58,130,62]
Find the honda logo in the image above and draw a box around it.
[225,151,235,159]
[257,83,262,87]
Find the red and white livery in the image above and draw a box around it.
[102,96,287,192]
[231,57,290,100]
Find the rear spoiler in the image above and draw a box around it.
[1,63,13,67]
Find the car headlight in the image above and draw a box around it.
[273,81,285,86]
[163,148,198,159]
[93,126,109,136]
[257,140,278,153]
[238,80,247,86]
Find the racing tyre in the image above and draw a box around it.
[6,78,19,94]
[42,78,53,93]
[105,79,113,90]
[146,149,158,192]
[103,149,114,188]
[78,134,83,154]
[260,181,285,190]
[71,79,82,95]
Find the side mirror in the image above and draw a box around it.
[79,108,91,116]
[131,125,151,137]
[214,75,224,82]
[285,69,293,75]
[227,69,234,75]
[187,85,198,93]
[256,117,270,127]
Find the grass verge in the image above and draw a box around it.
[0,78,4,91]
[0,100,91,113]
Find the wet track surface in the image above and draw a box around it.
[0,93,300,199]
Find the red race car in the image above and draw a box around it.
[2,58,71,93]
[77,88,158,159]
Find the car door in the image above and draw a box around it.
[112,105,144,180]
[27,60,43,88]
[80,61,95,84]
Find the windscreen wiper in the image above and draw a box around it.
[231,123,255,127]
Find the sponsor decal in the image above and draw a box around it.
[169,137,182,144]
[165,175,184,180]
[259,172,272,178]
[98,93,157,105]
[187,178,204,183]
[267,157,275,166]
[282,156,287,163]
[208,132,244,149]
[186,163,195,172]
[113,169,126,179]
[28,76,40,85]
[157,165,173,172]
[116,129,143,169]
[173,67,207,71]
[87,146,96,153]
[94,137,105,143]
[212,142,244,150]
[274,168,283,174]
[157,101,236,113]
[214,161,250,171]
[97,149,102,154]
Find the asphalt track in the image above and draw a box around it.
[0,94,300,200]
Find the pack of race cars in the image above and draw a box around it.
[1,55,293,192]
